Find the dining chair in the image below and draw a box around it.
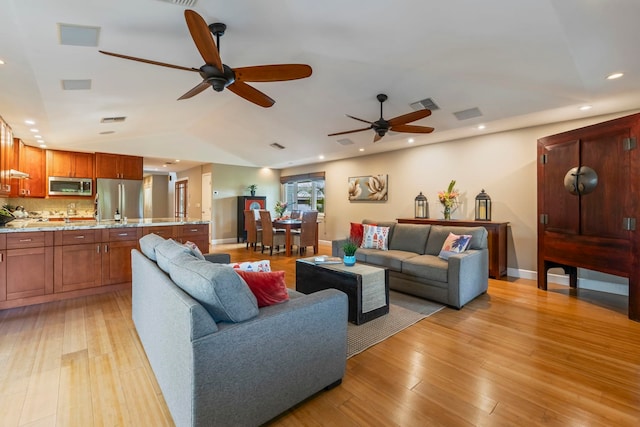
[244,209,262,251]
[290,210,302,219]
[259,210,286,255]
[292,210,318,255]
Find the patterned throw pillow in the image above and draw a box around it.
[183,241,205,260]
[226,260,271,272]
[438,232,472,260]
[361,224,390,251]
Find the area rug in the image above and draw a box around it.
[347,291,445,358]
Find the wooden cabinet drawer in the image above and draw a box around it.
[7,232,49,249]
[179,224,208,237]
[143,226,177,239]
[58,230,99,245]
[106,228,140,242]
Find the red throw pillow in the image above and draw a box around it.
[236,270,289,307]
[350,222,376,246]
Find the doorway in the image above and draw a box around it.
[175,179,188,218]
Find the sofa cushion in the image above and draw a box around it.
[361,224,390,250]
[226,260,271,272]
[236,270,289,307]
[401,255,449,284]
[365,250,419,272]
[168,253,259,323]
[156,238,193,273]
[388,224,431,254]
[425,225,487,255]
[438,232,472,260]
[139,233,166,261]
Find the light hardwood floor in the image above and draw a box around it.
[1,242,640,426]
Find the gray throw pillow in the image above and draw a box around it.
[168,253,259,323]
[139,233,166,261]
[155,238,192,273]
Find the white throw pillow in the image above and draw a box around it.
[438,232,472,260]
[226,260,271,272]
[360,225,390,251]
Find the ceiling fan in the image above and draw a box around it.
[99,9,312,108]
[328,94,434,142]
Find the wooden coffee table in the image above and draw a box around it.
[296,258,389,324]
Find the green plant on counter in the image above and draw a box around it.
[247,184,258,194]
[342,239,359,256]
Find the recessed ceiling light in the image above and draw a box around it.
[477,124,486,130]
[175,160,180,163]
[359,148,365,152]
[408,138,414,143]
[30,128,39,132]
[39,144,47,148]
[607,72,624,80]
[25,119,35,125]
[319,155,325,160]
[34,135,42,139]
[579,105,592,111]
[162,164,167,168]
[0,59,5,65]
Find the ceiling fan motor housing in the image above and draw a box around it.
[200,64,236,91]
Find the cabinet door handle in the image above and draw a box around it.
[190,229,198,232]
[19,238,32,242]
[104,244,109,253]
[0,253,3,262]
[118,233,128,236]
[75,235,86,239]
[97,245,100,253]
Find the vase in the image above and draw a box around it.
[343,255,356,266]
[250,190,255,197]
[443,206,451,220]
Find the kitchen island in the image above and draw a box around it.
[0,218,209,310]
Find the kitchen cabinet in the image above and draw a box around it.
[101,227,141,285]
[537,112,640,321]
[46,149,94,178]
[2,232,54,301]
[12,139,46,197]
[53,230,102,292]
[177,223,210,253]
[95,152,143,180]
[0,117,15,196]
[142,225,178,240]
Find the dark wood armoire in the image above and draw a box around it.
[537,112,640,321]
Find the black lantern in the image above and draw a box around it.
[474,189,492,221]
[415,192,429,218]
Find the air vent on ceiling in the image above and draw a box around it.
[453,107,483,121]
[156,0,198,6]
[270,142,286,150]
[410,98,440,111]
[99,131,115,135]
[336,138,354,146]
[62,79,92,90]
[58,24,101,47]
[100,116,127,123]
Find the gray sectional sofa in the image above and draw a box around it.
[333,220,489,308]
[132,235,348,427]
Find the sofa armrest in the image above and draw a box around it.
[190,288,348,425]
[447,249,489,308]
[332,239,348,257]
[203,253,231,264]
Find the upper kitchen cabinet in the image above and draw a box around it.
[0,117,15,196]
[12,139,46,198]
[46,149,94,178]
[95,153,143,180]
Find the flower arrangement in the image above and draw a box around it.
[438,180,459,219]
[274,201,288,218]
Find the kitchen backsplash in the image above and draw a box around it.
[1,197,95,219]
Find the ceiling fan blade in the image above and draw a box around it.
[184,10,223,70]
[99,50,198,72]
[390,124,435,134]
[227,81,275,108]
[234,64,312,82]
[346,115,373,125]
[387,109,432,127]
[327,127,372,137]
[177,81,211,100]
[373,133,383,143]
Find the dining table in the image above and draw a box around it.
[272,218,319,256]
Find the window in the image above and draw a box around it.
[281,172,325,215]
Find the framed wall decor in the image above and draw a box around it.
[348,174,388,201]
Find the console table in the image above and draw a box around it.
[397,218,509,279]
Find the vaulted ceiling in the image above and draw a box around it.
[1,0,639,172]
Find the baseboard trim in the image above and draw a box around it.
[506,268,628,296]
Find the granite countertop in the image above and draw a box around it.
[0,218,209,233]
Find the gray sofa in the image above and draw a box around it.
[131,237,348,427]
[333,220,489,308]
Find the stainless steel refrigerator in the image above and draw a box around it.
[96,178,143,220]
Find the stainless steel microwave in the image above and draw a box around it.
[48,177,93,196]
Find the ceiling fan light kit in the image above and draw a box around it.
[100,10,312,107]
[328,93,434,143]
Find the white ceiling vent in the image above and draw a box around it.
[100,116,127,123]
[336,138,354,146]
[453,107,483,121]
[410,98,439,111]
[58,24,101,47]
[156,0,198,7]
[62,79,92,90]
[270,142,286,150]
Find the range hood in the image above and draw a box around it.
[9,169,30,179]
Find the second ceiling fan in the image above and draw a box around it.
[100,9,312,108]
[329,94,434,142]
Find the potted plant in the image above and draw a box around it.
[247,184,257,196]
[342,239,358,266]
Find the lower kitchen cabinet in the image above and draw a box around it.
[53,230,102,292]
[177,223,210,253]
[101,228,141,286]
